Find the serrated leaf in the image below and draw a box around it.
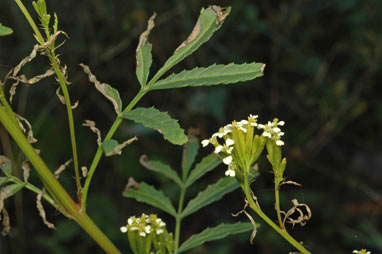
[136,14,156,87]
[0,23,13,36]
[123,181,177,217]
[150,62,265,90]
[181,136,200,180]
[122,107,188,145]
[181,177,239,218]
[140,155,183,187]
[80,64,123,114]
[148,6,231,85]
[0,155,12,177]
[185,154,221,188]
[178,222,254,253]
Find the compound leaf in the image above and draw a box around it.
[150,62,265,90]
[122,107,188,145]
[178,222,254,253]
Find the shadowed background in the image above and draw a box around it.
[0,0,381,253]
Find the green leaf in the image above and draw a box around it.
[122,107,188,145]
[148,6,231,85]
[1,182,26,198]
[140,155,183,187]
[123,181,177,217]
[0,177,10,186]
[181,177,239,218]
[0,23,13,36]
[101,137,137,156]
[185,154,221,188]
[0,155,12,177]
[181,136,200,180]
[150,62,265,90]
[178,222,254,253]
[80,64,123,114]
[136,14,156,87]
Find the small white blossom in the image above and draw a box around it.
[277,121,285,126]
[156,229,164,235]
[272,127,281,133]
[276,140,284,146]
[214,145,223,153]
[128,217,134,225]
[201,139,210,147]
[130,226,138,231]
[144,225,151,234]
[120,226,128,233]
[263,131,272,138]
[240,120,248,125]
[352,250,371,254]
[223,156,232,165]
[225,169,235,177]
[139,232,146,237]
[225,139,235,146]
[159,221,166,227]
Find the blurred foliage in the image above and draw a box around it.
[0,0,381,253]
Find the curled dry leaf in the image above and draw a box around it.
[1,208,10,236]
[282,199,312,227]
[36,190,56,229]
[123,177,139,192]
[15,114,38,144]
[105,136,138,156]
[210,5,230,25]
[82,120,102,145]
[79,63,122,114]
[232,200,257,244]
[136,13,156,66]
[278,180,302,190]
[22,160,31,182]
[56,87,79,109]
[54,159,72,179]
[176,17,201,51]
[81,166,88,178]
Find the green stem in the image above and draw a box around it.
[242,174,310,254]
[81,88,147,208]
[50,52,82,203]
[174,185,186,253]
[0,105,121,253]
[275,187,284,229]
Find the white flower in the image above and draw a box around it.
[130,226,138,231]
[214,145,223,153]
[201,139,210,147]
[159,221,166,227]
[128,217,134,225]
[225,139,235,146]
[263,131,272,138]
[223,156,232,165]
[225,169,235,177]
[276,140,284,146]
[144,225,151,234]
[139,232,146,237]
[156,229,164,234]
[352,250,371,254]
[120,226,128,233]
[240,120,248,125]
[272,127,281,133]
[278,121,285,126]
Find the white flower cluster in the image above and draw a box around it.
[257,120,285,146]
[120,213,167,237]
[201,115,285,177]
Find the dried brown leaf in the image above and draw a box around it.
[210,5,230,25]
[36,190,56,229]
[81,166,88,178]
[82,120,102,145]
[1,208,10,236]
[136,13,156,66]
[232,200,257,244]
[54,159,72,179]
[176,18,201,51]
[105,136,137,156]
[22,160,31,182]
[282,199,312,227]
[15,114,38,144]
[56,87,79,109]
[123,177,139,192]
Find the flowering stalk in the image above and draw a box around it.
[202,114,311,253]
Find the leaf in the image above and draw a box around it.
[150,62,265,90]
[0,156,12,177]
[181,135,200,180]
[101,137,137,156]
[80,63,123,114]
[136,13,156,87]
[140,155,183,187]
[0,182,26,212]
[0,23,13,36]
[123,181,177,217]
[122,107,188,145]
[181,177,239,218]
[148,6,231,84]
[178,222,254,253]
[185,154,221,188]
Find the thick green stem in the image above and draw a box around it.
[242,174,311,254]
[81,89,147,208]
[174,185,186,253]
[0,106,121,253]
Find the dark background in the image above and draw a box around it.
[0,0,381,253]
